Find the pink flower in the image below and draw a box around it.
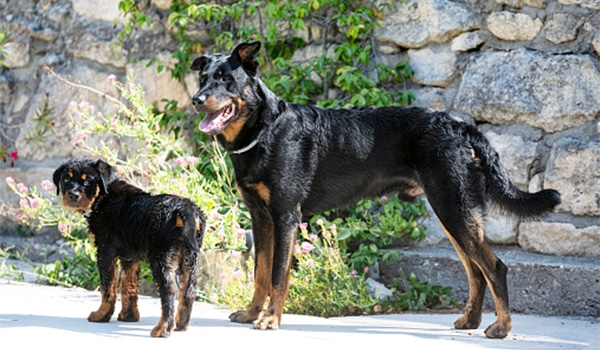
[19,198,29,208]
[351,270,358,278]
[41,180,55,191]
[301,241,314,254]
[75,131,88,145]
[16,183,28,194]
[68,101,78,110]
[210,209,221,221]
[305,259,314,268]
[219,272,228,280]
[30,199,40,208]
[5,177,15,186]
[15,213,25,222]
[364,266,369,274]
[111,118,118,128]
[209,294,218,304]
[316,219,323,226]
[236,229,246,239]
[58,223,69,233]
[107,74,117,83]
[9,151,18,160]
[231,250,242,258]
[381,195,388,203]
[298,222,308,230]
[79,101,90,110]
[216,231,225,239]
[309,234,318,243]
[233,270,244,280]
[249,272,254,282]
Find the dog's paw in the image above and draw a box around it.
[484,321,510,339]
[229,309,259,323]
[117,308,140,322]
[453,314,481,330]
[252,314,279,330]
[88,310,112,323]
[151,321,173,338]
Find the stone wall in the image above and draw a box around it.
[1,0,599,258]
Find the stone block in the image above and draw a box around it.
[519,222,600,257]
[487,11,542,41]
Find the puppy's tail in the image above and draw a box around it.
[470,128,561,218]
[178,208,206,252]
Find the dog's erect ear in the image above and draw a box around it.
[52,163,66,196]
[190,56,208,72]
[231,41,261,75]
[94,159,115,194]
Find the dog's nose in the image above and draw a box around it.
[192,94,206,109]
[68,191,80,202]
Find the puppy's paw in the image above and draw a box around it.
[252,314,279,330]
[151,320,173,338]
[229,309,259,323]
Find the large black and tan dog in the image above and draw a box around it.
[53,157,206,337]
[190,42,560,338]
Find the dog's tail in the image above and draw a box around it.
[178,208,206,252]
[470,128,561,218]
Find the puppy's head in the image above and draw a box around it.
[190,41,262,140]
[52,158,115,213]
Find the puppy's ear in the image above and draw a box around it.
[190,56,208,71]
[231,41,261,76]
[52,163,66,196]
[94,159,115,194]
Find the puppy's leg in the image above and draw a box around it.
[175,249,198,331]
[88,255,118,322]
[252,209,300,330]
[117,260,140,322]
[149,256,177,338]
[229,201,274,324]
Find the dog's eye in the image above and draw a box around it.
[199,73,208,85]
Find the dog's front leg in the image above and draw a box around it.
[229,200,274,324]
[88,255,118,322]
[117,260,140,322]
[252,209,300,330]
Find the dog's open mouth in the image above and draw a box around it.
[198,103,237,135]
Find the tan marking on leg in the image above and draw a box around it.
[230,214,274,324]
[439,221,484,330]
[88,261,118,322]
[250,182,270,205]
[118,261,140,322]
[195,216,201,231]
[176,216,184,228]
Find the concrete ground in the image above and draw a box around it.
[0,279,597,349]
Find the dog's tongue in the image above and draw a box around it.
[198,112,223,134]
[198,104,236,135]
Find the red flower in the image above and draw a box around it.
[10,151,18,160]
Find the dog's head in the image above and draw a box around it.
[52,157,115,213]
[190,41,262,141]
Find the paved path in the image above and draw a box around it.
[0,280,597,349]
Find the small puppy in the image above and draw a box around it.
[53,157,205,338]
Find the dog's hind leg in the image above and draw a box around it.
[88,257,118,322]
[117,260,140,322]
[439,221,486,330]
[420,151,511,338]
[230,195,274,324]
[149,257,177,337]
[175,249,198,331]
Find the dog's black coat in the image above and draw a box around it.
[190,42,561,338]
[53,157,205,338]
